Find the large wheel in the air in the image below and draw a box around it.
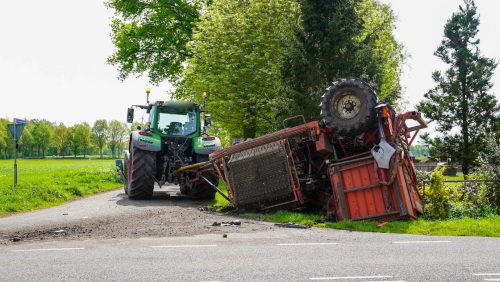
[127,147,156,200]
[320,78,378,136]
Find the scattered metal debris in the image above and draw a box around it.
[274,222,310,229]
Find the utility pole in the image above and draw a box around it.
[13,123,17,187]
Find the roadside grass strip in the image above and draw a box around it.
[242,210,500,237]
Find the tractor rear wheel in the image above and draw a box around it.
[127,147,156,200]
[320,78,377,136]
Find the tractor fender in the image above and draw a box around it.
[194,136,222,155]
[131,131,161,152]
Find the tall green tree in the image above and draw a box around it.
[177,0,301,138]
[108,120,128,157]
[74,123,92,158]
[417,0,499,176]
[92,120,109,159]
[53,123,69,158]
[66,126,80,158]
[281,0,404,120]
[106,0,205,83]
[31,120,53,158]
[19,122,34,158]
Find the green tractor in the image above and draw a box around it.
[122,91,221,200]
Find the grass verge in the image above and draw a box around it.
[0,159,122,216]
[208,183,231,211]
[242,210,500,237]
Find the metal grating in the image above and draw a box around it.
[227,141,295,208]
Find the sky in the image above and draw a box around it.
[0,0,499,128]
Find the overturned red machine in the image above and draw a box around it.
[208,78,427,222]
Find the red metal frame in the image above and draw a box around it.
[208,110,427,222]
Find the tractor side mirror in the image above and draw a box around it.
[127,108,134,123]
[204,114,212,127]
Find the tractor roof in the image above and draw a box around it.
[155,100,198,112]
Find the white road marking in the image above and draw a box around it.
[277,242,339,246]
[151,244,217,248]
[12,247,85,252]
[473,273,500,276]
[310,275,392,280]
[484,279,500,281]
[359,281,405,282]
[392,240,451,244]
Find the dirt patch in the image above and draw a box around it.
[0,202,274,245]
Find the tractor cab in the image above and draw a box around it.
[151,101,199,137]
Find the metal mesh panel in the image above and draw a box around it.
[227,141,295,208]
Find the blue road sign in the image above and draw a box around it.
[7,119,26,141]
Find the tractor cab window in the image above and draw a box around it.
[157,109,197,136]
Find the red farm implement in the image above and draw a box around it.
[208,78,427,222]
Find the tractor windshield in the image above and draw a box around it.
[157,110,197,136]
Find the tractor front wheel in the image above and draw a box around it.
[181,172,217,200]
[123,152,130,195]
[127,147,156,200]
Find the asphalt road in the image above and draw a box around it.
[0,187,499,281]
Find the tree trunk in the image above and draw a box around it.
[100,147,103,159]
[459,55,470,177]
[242,123,257,139]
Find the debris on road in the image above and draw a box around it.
[212,220,241,226]
[377,222,388,228]
[274,222,310,229]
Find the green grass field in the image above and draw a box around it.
[0,159,122,216]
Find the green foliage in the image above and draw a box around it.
[417,0,499,175]
[31,120,53,158]
[281,0,404,120]
[53,123,69,157]
[92,119,109,159]
[106,0,204,83]
[74,123,92,157]
[0,159,121,215]
[426,166,449,220]
[177,0,301,138]
[108,120,129,157]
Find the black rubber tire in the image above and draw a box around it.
[127,147,156,200]
[123,153,129,195]
[189,172,217,200]
[320,78,378,136]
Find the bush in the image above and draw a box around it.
[426,166,449,219]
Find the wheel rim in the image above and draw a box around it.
[332,90,361,119]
